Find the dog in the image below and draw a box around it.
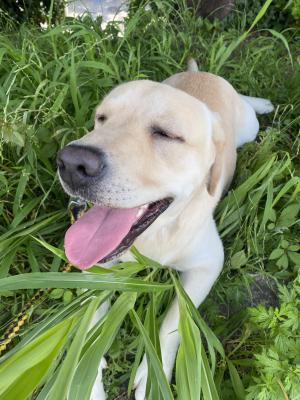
[57,60,273,399]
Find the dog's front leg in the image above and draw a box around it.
[134,247,224,399]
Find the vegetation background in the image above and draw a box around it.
[0,0,299,399]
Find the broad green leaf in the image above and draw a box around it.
[51,85,68,113]
[0,211,65,246]
[145,293,162,400]
[12,166,31,216]
[176,292,202,400]
[88,261,146,277]
[49,288,64,299]
[266,29,293,66]
[128,337,144,398]
[227,359,246,400]
[31,236,67,261]
[269,248,284,260]
[79,60,115,75]
[0,249,17,278]
[48,296,102,400]
[277,203,300,228]
[272,177,300,207]
[0,272,173,293]
[131,310,174,400]
[214,0,273,73]
[276,254,289,269]
[259,181,274,233]
[131,246,163,269]
[0,293,90,364]
[231,251,248,269]
[80,291,111,353]
[217,156,276,233]
[170,272,225,360]
[10,197,41,228]
[69,48,79,114]
[68,292,136,400]
[201,344,220,400]
[0,315,79,400]
[27,246,41,272]
[288,251,300,266]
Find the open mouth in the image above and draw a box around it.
[64,198,173,269]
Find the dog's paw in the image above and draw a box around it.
[134,356,148,400]
[90,357,107,400]
[260,98,274,114]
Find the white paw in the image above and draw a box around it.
[90,358,107,400]
[134,356,148,400]
[261,99,274,113]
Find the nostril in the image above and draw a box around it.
[77,164,88,176]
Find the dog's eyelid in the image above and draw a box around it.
[151,126,184,142]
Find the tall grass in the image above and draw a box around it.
[0,0,300,399]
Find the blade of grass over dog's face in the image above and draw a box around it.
[0,272,173,292]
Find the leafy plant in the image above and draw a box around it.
[246,274,300,399]
[0,0,65,25]
[292,0,300,20]
[0,0,299,398]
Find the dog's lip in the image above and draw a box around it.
[76,197,169,214]
[64,196,173,269]
[98,197,173,264]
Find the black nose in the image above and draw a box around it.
[57,145,105,188]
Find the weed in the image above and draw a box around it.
[0,0,299,399]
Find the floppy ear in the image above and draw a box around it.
[207,118,225,197]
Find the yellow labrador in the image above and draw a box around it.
[57,60,273,399]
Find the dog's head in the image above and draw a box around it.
[57,80,222,269]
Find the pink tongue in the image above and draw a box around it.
[64,205,139,269]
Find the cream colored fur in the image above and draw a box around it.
[63,61,273,400]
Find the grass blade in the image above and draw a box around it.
[131,310,174,400]
[0,315,79,400]
[201,344,220,400]
[266,29,293,66]
[145,293,163,399]
[48,296,102,400]
[176,293,202,400]
[68,292,136,400]
[31,236,66,261]
[0,272,173,292]
[227,359,246,400]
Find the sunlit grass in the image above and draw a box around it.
[0,0,299,399]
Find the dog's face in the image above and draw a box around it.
[57,80,216,269]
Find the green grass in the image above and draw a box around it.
[0,0,300,399]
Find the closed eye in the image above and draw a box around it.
[151,125,184,142]
[96,114,107,123]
